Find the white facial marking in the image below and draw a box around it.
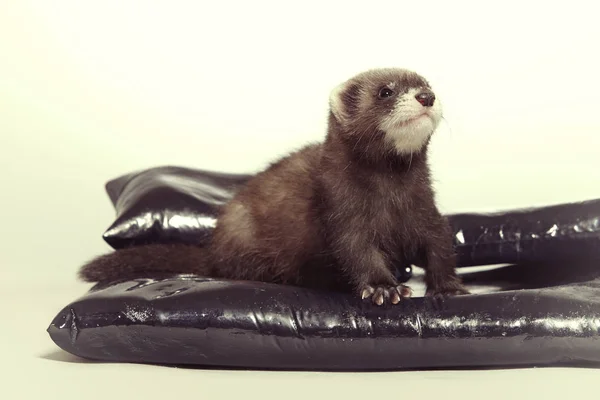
[379,88,443,154]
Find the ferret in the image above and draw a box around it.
[80,68,469,305]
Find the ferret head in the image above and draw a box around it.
[328,68,442,157]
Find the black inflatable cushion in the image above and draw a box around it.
[48,262,600,370]
[102,166,600,268]
[46,166,600,370]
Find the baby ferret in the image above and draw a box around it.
[80,68,469,305]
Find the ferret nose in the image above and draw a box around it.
[415,91,435,107]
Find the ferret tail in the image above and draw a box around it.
[78,243,212,283]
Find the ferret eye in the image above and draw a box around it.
[378,87,394,99]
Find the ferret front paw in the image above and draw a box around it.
[360,284,412,305]
[425,281,470,298]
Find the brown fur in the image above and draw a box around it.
[80,68,468,304]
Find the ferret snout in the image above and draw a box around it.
[415,90,435,107]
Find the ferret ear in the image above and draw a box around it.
[329,82,350,123]
[329,81,360,124]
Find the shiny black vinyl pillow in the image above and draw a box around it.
[48,263,600,370]
[46,166,600,370]
[101,166,600,268]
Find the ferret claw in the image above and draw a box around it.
[361,286,375,299]
[359,284,412,306]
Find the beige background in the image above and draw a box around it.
[2,0,600,398]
